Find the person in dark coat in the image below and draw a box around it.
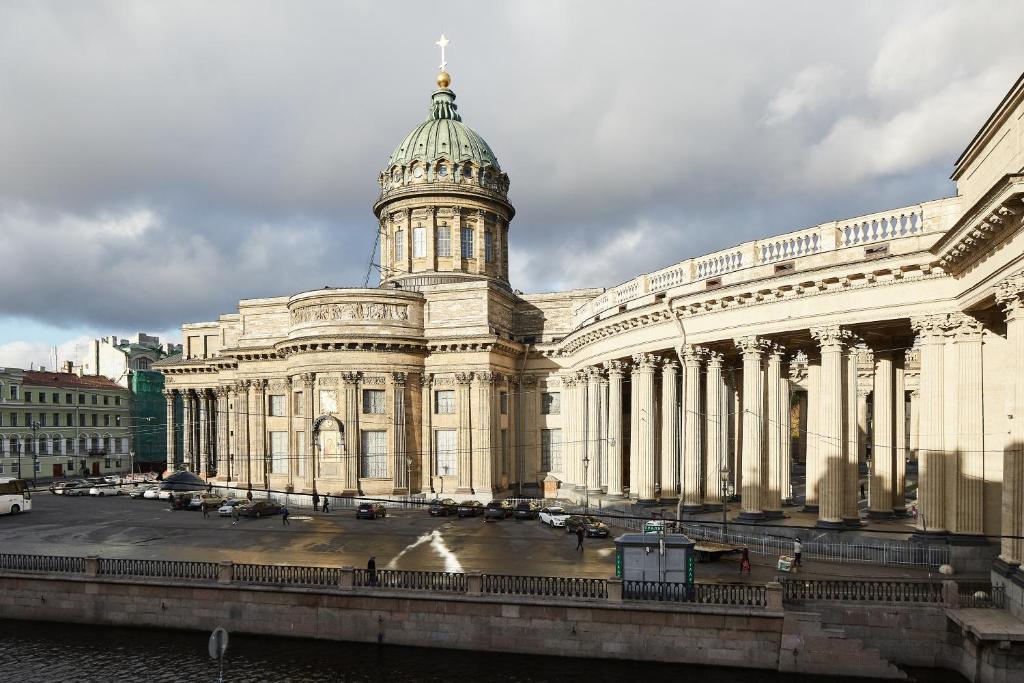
[739,546,751,575]
[576,527,585,551]
[201,501,209,519]
[281,506,290,526]
[312,492,320,512]
[367,556,377,586]
[322,496,330,514]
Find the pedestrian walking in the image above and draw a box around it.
[246,488,253,501]
[860,483,866,500]
[312,492,320,512]
[576,527,585,551]
[367,556,377,586]
[793,537,803,568]
[322,497,330,514]
[201,502,209,519]
[739,546,751,575]
[282,506,290,526]
[231,505,240,525]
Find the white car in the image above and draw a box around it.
[143,487,162,499]
[218,499,244,516]
[539,506,570,527]
[157,490,173,500]
[89,484,122,496]
[130,484,159,499]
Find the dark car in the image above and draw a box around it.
[428,498,458,517]
[513,501,540,520]
[456,500,483,517]
[239,500,282,518]
[483,500,513,520]
[356,502,387,519]
[565,515,610,538]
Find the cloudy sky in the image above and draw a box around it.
[1,0,1023,368]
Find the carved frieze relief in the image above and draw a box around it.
[290,302,410,326]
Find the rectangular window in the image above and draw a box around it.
[319,390,338,414]
[34,461,41,474]
[296,431,306,479]
[115,459,122,469]
[395,229,405,260]
[435,429,457,477]
[52,413,59,426]
[103,395,109,405]
[91,395,97,405]
[39,414,46,427]
[360,430,388,478]
[293,391,304,416]
[362,389,386,414]
[103,414,110,427]
[24,391,31,403]
[434,389,455,414]
[541,429,563,471]
[9,386,17,400]
[65,393,72,404]
[115,415,121,427]
[268,395,285,417]
[91,414,98,427]
[436,226,451,256]
[541,391,561,415]
[65,439,72,454]
[78,393,84,404]
[52,392,58,403]
[413,226,426,258]
[8,413,15,427]
[500,392,508,415]
[270,431,288,474]
[79,414,85,427]
[485,231,494,262]
[103,458,111,468]
[67,414,73,427]
[39,392,46,404]
[461,227,474,259]
[115,396,121,406]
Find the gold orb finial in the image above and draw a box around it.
[437,70,451,89]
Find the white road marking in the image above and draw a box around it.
[387,528,463,572]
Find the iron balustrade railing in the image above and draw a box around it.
[622,581,766,606]
[481,574,608,599]
[97,558,220,581]
[235,563,340,587]
[353,568,467,592]
[780,579,943,603]
[0,553,84,574]
[957,582,1004,608]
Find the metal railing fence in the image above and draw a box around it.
[780,579,943,603]
[235,563,340,587]
[482,574,607,599]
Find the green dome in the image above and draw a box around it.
[387,88,500,171]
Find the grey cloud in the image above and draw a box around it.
[1,0,1023,333]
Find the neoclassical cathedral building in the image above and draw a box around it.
[158,64,1024,591]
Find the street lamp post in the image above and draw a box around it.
[30,420,40,482]
[582,455,590,513]
[440,464,450,495]
[720,466,730,538]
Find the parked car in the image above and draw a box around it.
[356,502,387,519]
[157,489,174,501]
[513,501,540,520]
[239,500,282,518]
[89,483,122,496]
[484,500,513,520]
[129,484,159,499]
[170,493,193,510]
[50,480,85,495]
[64,481,95,497]
[188,493,226,511]
[428,498,458,516]
[144,487,163,499]
[457,500,483,517]
[217,499,245,516]
[539,506,570,527]
[565,515,610,538]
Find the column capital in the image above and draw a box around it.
[681,345,704,365]
[943,312,984,341]
[810,325,854,351]
[734,335,768,358]
[236,379,251,392]
[162,389,176,399]
[252,378,268,391]
[215,385,229,398]
[910,314,949,342]
[705,350,724,369]
[630,352,659,369]
[583,365,602,382]
[602,359,625,376]
[301,372,316,388]
[521,374,538,388]
[454,371,474,385]
[661,357,680,372]
[472,371,496,385]
[392,372,408,388]
[995,270,1024,317]
[340,371,362,384]
[766,342,787,362]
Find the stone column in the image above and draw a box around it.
[475,209,486,275]
[238,381,251,486]
[508,376,519,491]
[765,344,785,518]
[811,325,853,529]
[283,377,293,487]
[420,374,433,492]
[804,358,821,512]
[779,372,793,505]
[843,343,862,526]
[393,372,408,493]
[455,372,473,493]
[661,358,681,503]
[573,371,588,490]
[522,376,539,486]
[182,390,194,471]
[252,379,268,488]
[632,353,658,503]
[604,361,624,496]
[425,206,436,271]
[163,389,177,472]
[198,389,210,479]
[599,373,609,490]
[341,372,360,494]
[735,337,766,521]
[216,386,229,481]
[893,360,907,516]
[910,315,947,535]
[472,372,493,494]
[950,312,985,536]
[586,367,602,493]
[681,348,702,511]
[996,275,1024,567]
[629,361,639,497]
[561,372,580,487]
[870,352,895,518]
[703,352,725,510]
[301,374,315,490]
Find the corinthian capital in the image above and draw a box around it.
[681,345,704,365]
[734,335,768,357]
[810,326,854,350]
[454,371,474,385]
[301,372,316,388]
[602,359,625,376]
[583,365,602,382]
[252,378,268,391]
[162,389,176,399]
[910,314,948,342]
[995,270,1024,316]
[560,371,578,387]
[392,372,408,387]
[340,371,362,384]
[630,352,658,369]
[943,312,984,340]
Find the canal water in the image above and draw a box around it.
[0,619,966,682]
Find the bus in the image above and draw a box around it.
[0,477,32,515]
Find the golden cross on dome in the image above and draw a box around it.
[436,33,449,72]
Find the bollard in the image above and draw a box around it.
[466,570,482,596]
[218,561,234,584]
[607,577,623,603]
[765,581,783,611]
[84,556,99,578]
[941,580,960,608]
[339,566,355,592]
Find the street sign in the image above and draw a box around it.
[208,626,229,660]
